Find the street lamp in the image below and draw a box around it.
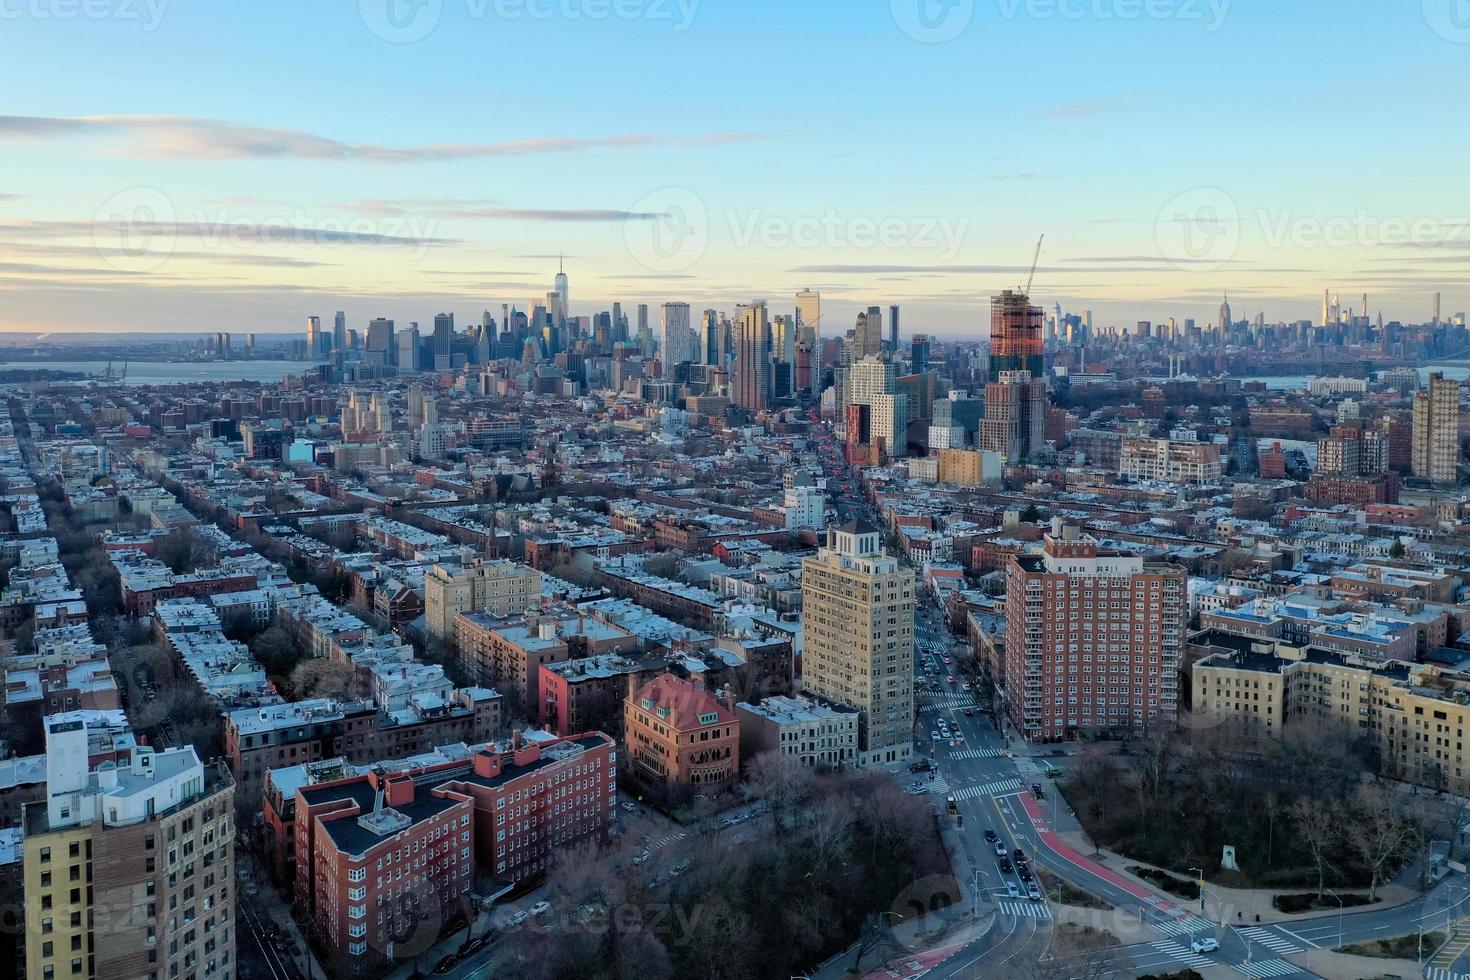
[1323,888,1344,948]
[1188,868,1206,916]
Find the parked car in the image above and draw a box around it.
[529,900,552,917]
[433,955,459,975]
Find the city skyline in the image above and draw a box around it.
[4,2,1470,335]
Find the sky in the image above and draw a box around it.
[3,0,1469,339]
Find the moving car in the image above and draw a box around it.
[1190,937,1220,954]
[993,840,1007,856]
[998,858,1013,873]
[963,707,974,716]
[1027,883,1042,901]
[984,829,998,843]
[1006,881,1020,898]
[529,900,552,917]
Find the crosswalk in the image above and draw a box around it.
[925,695,979,710]
[998,900,1051,919]
[951,778,1023,801]
[1240,927,1304,955]
[1232,959,1298,978]
[1147,940,1212,970]
[947,747,1006,760]
[1151,913,1215,938]
[646,832,686,850]
[1425,969,1470,980]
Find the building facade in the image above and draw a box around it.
[800,522,915,767]
[1003,522,1185,742]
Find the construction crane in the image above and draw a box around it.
[1022,234,1045,298]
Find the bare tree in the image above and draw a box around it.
[1289,796,1339,899]
[1346,783,1422,901]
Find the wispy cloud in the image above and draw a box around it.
[0,115,765,163]
[346,199,664,222]
[0,219,458,247]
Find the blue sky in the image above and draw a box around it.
[3,0,1468,337]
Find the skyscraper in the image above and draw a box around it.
[732,300,772,412]
[850,306,884,360]
[366,317,394,368]
[398,321,420,372]
[889,304,900,352]
[980,370,1046,463]
[701,308,723,366]
[1004,522,1185,742]
[306,315,325,359]
[659,302,693,365]
[1218,293,1232,334]
[333,310,347,353]
[795,289,821,341]
[433,312,454,371]
[989,290,1045,383]
[637,304,652,358]
[802,522,914,767]
[554,254,569,318]
[1412,372,1460,485]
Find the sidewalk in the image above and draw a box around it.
[1045,828,1418,925]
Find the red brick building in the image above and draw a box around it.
[1003,523,1186,742]
[291,732,615,974]
[624,673,739,788]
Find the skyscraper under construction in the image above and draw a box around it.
[989,289,1045,383]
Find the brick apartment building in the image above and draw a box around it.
[1003,521,1186,742]
[291,733,616,973]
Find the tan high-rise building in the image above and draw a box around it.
[801,522,914,767]
[23,716,235,980]
[1412,372,1460,485]
[423,558,542,640]
[732,301,772,412]
[1003,522,1186,742]
[980,370,1046,464]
